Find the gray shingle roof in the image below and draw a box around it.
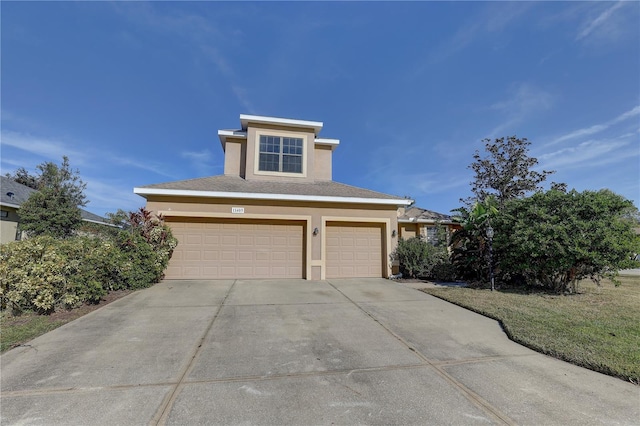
[399,206,452,223]
[1,176,37,206]
[137,175,408,202]
[1,176,107,223]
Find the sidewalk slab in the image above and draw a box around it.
[328,278,434,302]
[360,299,533,361]
[121,279,234,308]
[187,302,422,380]
[443,354,640,425]
[1,304,218,391]
[224,279,346,305]
[171,368,494,425]
[1,386,171,426]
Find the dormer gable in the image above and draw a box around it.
[218,114,339,182]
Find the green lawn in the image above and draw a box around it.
[1,289,132,353]
[422,275,640,384]
[0,314,66,352]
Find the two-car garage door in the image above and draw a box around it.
[165,219,303,279]
[164,219,385,279]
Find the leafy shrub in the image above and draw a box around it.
[494,189,640,293]
[124,208,177,282]
[391,236,450,279]
[0,209,178,315]
[430,261,457,282]
[0,236,110,314]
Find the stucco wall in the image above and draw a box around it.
[0,208,20,244]
[245,124,317,183]
[313,145,333,181]
[146,196,401,279]
[223,138,246,177]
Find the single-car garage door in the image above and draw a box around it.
[165,219,304,279]
[326,222,384,278]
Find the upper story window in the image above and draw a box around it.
[259,135,303,173]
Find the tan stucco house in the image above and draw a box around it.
[398,206,461,243]
[134,114,413,280]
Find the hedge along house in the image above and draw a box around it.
[134,114,412,280]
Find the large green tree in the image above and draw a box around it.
[5,167,39,189]
[468,136,554,207]
[494,188,640,293]
[18,157,87,239]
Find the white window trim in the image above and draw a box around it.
[254,130,308,178]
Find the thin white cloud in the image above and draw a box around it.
[111,157,176,179]
[548,105,640,146]
[576,2,625,41]
[181,149,215,177]
[371,167,470,200]
[538,136,632,170]
[0,130,88,164]
[487,83,554,137]
[425,2,533,65]
[1,129,176,179]
[231,85,256,114]
[113,3,254,112]
[83,176,145,216]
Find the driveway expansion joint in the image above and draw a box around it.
[151,279,238,426]
[326,280,516,426]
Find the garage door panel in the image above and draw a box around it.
[256,236,270,246]
[203,250,219,261]
[222,235,237,245]
[166,220,303,279]
[326,223,383,279]
[238,236,254,246]
[184,250,201,261]
[185,234,202,245]
[238,251,253,261]
[203,235,220,245]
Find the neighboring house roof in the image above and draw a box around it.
[398,206,454,224]
[134,175,412,206]
[80,209,109,225]
[1,176,36,208]
[0,176,108,224]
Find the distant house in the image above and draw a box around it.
[0,176,109,244]
[397,206,460,243]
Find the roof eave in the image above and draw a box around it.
[239,114,323,135]
[398,219,454,225]
[134,187,413,206]
[0,201,21,209]
[314,138,340,151]
[218,130,248,149]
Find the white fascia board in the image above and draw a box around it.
[218,129,247,148]
[0,202,21,209]
[314,138,340,145]
[240,114,323,134]
[134,187,413,206]
[314,138,340,151]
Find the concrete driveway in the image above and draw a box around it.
[1,279,638,425]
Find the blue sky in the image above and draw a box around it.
[2,2,639,217]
